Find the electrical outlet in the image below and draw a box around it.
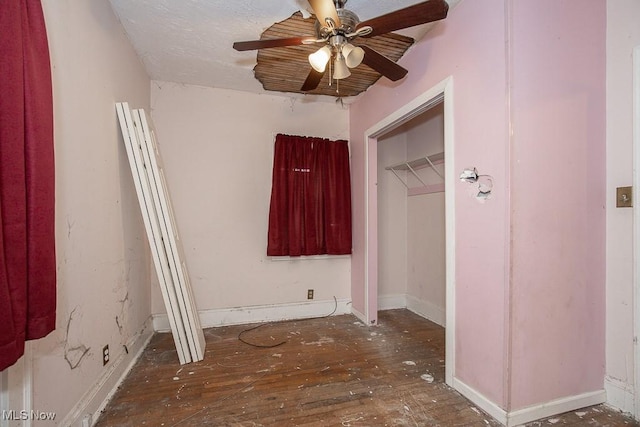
[307,289,314,300]
[82,414,93,427]
[102,345,109,366]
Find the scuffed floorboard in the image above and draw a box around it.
[95,309,637,426]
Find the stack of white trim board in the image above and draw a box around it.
[116,102,205,364]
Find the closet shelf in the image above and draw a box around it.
[385,151,444,195]
[385,152,444,172]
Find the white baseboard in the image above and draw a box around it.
[152,298,352,331]
[59,318,154,427]
[506,389,606,426]
[350,306,367,325]
[453,378,508,425]
[376,294,446,327]
[406,294,446,327]
[605,375,635,414]
[378,294,406,310]
[453,377,606,426]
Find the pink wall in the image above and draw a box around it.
[350,0,511,407]
[508,0,606,409]
[350,0,606,413]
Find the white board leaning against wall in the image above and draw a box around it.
[116,102,205,364]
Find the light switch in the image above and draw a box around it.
[617,186,633,208]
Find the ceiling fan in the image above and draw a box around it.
[233,0,449,92]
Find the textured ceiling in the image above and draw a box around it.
[108,0,458,99]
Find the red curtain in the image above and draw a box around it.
[267,134,352,256]
[0,0,56,371]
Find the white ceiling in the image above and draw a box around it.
[108,0,458,97]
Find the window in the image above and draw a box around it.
[267,134,352,256]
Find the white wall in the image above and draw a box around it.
[377,132,408,299]
[149,82,351,316]
[407,193,445,322]
[405,106,446,324]
[20,1,153,424]
[605,0,640,413]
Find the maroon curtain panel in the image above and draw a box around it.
[0,0,56,371]
[267,134,351,256]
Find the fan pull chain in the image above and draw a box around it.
[329,55,333,87]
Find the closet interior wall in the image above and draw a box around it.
[377,103,446,326]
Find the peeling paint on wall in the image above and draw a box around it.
[459,168,494,202]
[66,215,75,239]
[63,307,91,370]
[476,175,493,200]
[116,291,130,336]
[115,316,123,334]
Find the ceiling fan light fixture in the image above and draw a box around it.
[342,43,364,68]
[309,46,332,72]
[333,53,351,80]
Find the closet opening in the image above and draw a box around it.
[364,77,454,385]
[378,102,446,326]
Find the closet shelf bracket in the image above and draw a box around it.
[385,152,444,192]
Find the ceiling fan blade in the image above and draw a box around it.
[356,0,449,38]
[233,36,315,51]
[308,0,341,28]
[301,68,326,91]
[360,45,408,82]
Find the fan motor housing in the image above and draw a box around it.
[315,8,360,38]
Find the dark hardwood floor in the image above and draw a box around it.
[95,309,638,426]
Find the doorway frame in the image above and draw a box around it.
[632,44,640,420]
[364,76,455,385]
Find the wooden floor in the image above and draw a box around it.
[96,309,638,426]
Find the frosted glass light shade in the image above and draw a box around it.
[333,54,351,79]
[308,46,332,72]
[342,43,364,68]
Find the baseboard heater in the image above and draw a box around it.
[116,102,205,364]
